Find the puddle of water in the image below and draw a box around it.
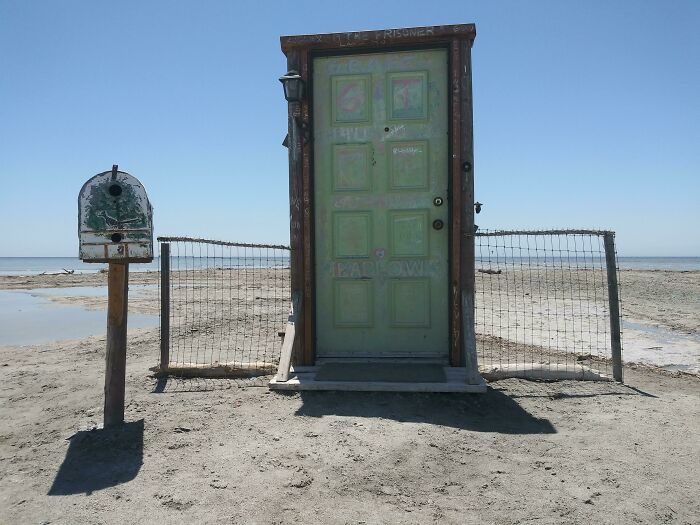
[623,320,700,342]
[0,287,158,346]
[622,319,700,374]
[28,285,157,298]
[30,286,110,298]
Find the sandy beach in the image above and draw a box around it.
[4,2,699,523]
[0,268,699,523]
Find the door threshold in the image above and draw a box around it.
[269,366,487,393]
[314,356,448,364]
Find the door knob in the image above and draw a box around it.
[432,219,444,230]
[433,196,444,207]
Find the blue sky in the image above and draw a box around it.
[1,0,698,256]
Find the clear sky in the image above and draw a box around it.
[1,0,698,257]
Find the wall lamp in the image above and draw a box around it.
[280,70,309,145]
[279,70,305,103]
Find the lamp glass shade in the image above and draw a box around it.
[279,70,304,102]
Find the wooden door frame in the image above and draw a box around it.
[281,24,477,367]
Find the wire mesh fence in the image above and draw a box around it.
[156,230,622,385]
[473,229,623,381]
[157,237,290,384]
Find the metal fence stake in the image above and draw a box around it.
[160,243,170,372]
[604,233,623,382]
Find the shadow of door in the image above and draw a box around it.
[292,388,556,434]
[49,419,144,495]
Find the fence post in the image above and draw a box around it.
[603,233,623,382]
[160,242,170,372]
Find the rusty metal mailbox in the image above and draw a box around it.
[78,165,153,263]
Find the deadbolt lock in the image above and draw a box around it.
[433,196,444,207]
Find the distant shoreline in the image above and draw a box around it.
[1,256,699,276]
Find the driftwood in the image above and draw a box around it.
[37,269,74,276]
[478,269,502,275]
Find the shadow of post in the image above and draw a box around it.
[153,376,168,393]
[293,388,556,434]
[49,419,144,496]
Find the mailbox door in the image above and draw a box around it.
[78,171,153,263]
[313,48,449,359]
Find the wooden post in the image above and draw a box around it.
[160,243,170,372]
[276,291,302,382]
[286,49,307,366]
[604,233,623,382]
[104,262,129,427]
[459,40,481,385]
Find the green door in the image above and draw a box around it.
[313,48,449,359]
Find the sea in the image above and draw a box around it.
[0,256,698,276]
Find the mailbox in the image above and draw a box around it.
[78,166,153,263]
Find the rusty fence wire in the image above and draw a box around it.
[157,237,290,384]
[472,229,623,381]
[155,231,622,386]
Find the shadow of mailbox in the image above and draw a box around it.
[78,167,153,263]
[49,419,144,495]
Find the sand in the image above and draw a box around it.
[474,269,700,375]
[0,271,160,291]
[620,270,700,335]
[0,269,699,523]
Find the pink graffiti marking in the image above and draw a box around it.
[392,78,421,109]
[338,81,364,113]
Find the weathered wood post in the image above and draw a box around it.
[280,64,307,366]
[160,242,170,372]
[603,232,623,382]
[458,38,482,385]
[78,165,153,427]
[105,261,129,426]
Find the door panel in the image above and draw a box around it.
[313,48,449,358]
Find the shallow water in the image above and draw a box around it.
[0,257,160,275]
[622,319,700,373]
[1,284,697,374]
[0,286,158,346]
[27,285,157,298]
